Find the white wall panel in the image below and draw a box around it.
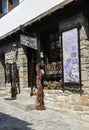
[0,0,64,38]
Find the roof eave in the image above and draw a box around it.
[0,0,74,41]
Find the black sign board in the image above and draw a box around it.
[20,34,37,50]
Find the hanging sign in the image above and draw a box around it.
[20,34,37,50]
[62,28,79,83]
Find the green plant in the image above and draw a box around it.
[11,87,17,99]
[11,87,17,93]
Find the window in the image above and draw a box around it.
[12,0,19,7]
[40,32,62,89]
[0,0,20,17]
[50,32,61,50]
[0,1,2,17]
[49,32,61,62]
[8,0,19,11]
[2,0,8,14]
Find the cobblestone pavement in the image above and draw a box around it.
[0,97,89,130]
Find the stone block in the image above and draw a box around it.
[55,96,66,102]
[80,96,89,106]
[68,109,78,119]
[80,26,88,41]
[81,64,87,70]
[81,71,88,80]
[73,105,83,111]
[81,114,89,122]
[59,108,69,115]
[81,58,87,63]
[80,95,89,100]
[81,102,89,107]
[82,81,89,87]
[69,95,80,105]
[54,102,64,108]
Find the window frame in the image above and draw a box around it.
[1,0,8,15]
[0,0,20,17]
[12,0,19,7]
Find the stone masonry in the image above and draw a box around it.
[42,14,89,122]
[1,41,28,90]
[44,89,89,122]
[0,14,89,123]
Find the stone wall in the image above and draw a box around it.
[1,41,28,90]
[17,47,28,89]
[80,20,89,94]
[44,89,89,122]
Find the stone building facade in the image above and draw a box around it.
[44,14,89,122]
[0,0,89,121]
[0,40,28,89]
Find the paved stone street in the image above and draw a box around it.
[0,94,89,130]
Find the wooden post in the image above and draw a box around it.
[30,51,34,96]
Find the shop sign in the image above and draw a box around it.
[62,28,79,83]
[20,34,37,50]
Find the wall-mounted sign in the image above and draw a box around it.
[62,28,79,83]
[20,34,37,50]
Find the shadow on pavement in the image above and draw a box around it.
[0,112,35,130]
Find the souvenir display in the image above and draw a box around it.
[40,31,62,89]
[45,61,62,75]
[45,64,51,74]
[51,62,57,74]
[56,61,62,74]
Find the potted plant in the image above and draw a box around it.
[11,87,17,99]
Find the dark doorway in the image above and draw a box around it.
[26,47,36,88]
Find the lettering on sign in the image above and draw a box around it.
[20,34,37,50]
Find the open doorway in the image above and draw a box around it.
[26,47,36,88]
